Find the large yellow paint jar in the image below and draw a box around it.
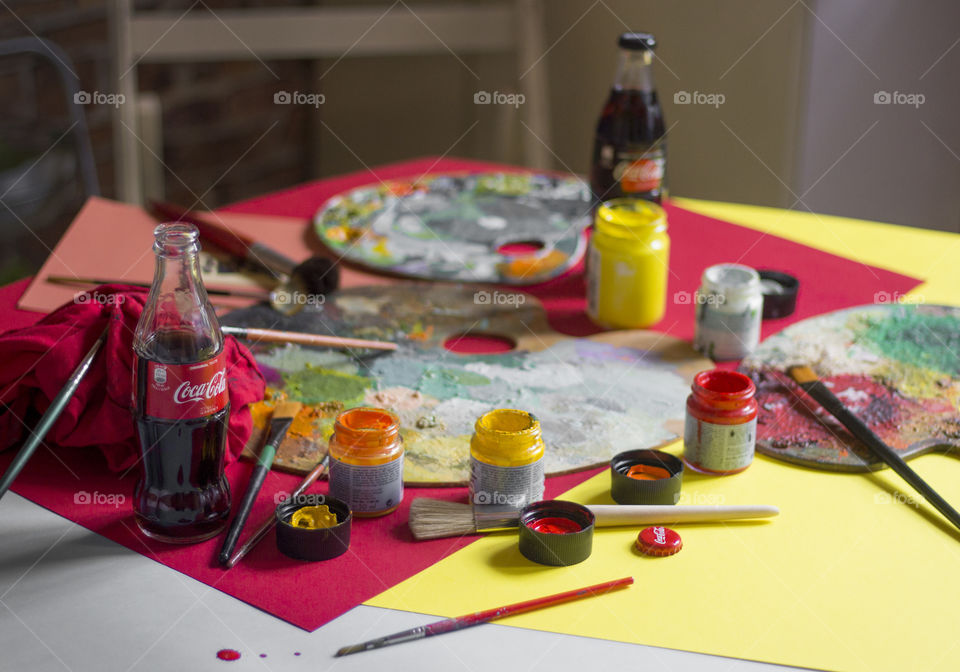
[587,199,670,328]
[469,409,545,508]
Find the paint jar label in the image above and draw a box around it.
[470,457,544,508]
[693,300,762,360]
[586,243,601,319]
[329,455,404,513]
[683,416,757,473]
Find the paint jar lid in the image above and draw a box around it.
[275,494,352,561]
[518,500,595,566]
[701,263,761,302]
[636,526,682,556]
[610,449,683,505]
[758,270,799,319]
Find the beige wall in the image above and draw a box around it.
[314,0,809,210]
[543,0,808,209]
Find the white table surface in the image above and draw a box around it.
[0,492,812,672]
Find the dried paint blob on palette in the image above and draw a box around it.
[313,172,592,284]
[252,339,692,484]
[740,304,960,471]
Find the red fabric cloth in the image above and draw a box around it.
[0,158,925,632]
[0,284,265,471]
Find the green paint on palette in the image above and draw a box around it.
[418,367,491,399]
[862,307,960,376]
[282,365,372,404]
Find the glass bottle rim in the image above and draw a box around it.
[153,222,200,256]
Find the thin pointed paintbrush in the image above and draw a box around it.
[218,401,301,565]
[336,576,634,657]
[223,454,330,568]
[0,327,108,501]
[408,498,779,540]
[787,364,960,533]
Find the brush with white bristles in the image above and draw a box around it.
[408,498,779,540]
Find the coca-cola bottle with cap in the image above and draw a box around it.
[132,222,231,543]
[590,32,666,204]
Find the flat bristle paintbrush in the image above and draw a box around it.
[218,401,301,564]
[408,498,779,540]
[787,364,960,533]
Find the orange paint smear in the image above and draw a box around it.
[500,249,567,279]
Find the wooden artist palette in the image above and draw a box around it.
[225,285,711,485]
[313,173,592,285]
[740,303,960,471]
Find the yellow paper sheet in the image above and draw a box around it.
[367,201,960,671]
[369,444,960,671]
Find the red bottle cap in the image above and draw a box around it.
[636,526,682,556]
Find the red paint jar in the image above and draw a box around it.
[683,370,758,475]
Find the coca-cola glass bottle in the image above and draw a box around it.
[132,223,231,543]
[590,32,667,204]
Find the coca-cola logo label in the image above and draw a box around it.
[173,370,227,405]
[614,157,664,193]
[138,352,229,420]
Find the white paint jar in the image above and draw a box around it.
[693,264,763,361]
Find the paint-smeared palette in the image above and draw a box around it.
[225,285,711,485]
[313,172,592,285]
[740,303,960,471]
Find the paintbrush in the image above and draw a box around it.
[408,498,779,540]
[335,576,633,657]
[787,365,960,533]
[0,327,108,502]
[221,325,397,352]
[46,275,272,301]
[223,454,330,568]
[149,201,340,299]
[218,401,302,564]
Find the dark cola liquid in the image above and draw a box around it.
[590,88,666,204]
[134,330,230,543]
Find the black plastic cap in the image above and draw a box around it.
[518,500,595,566]
[276,494,351,561]
[610,449,683,505]
[758,270,799,319]
[619,32,656,50]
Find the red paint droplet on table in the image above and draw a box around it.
[216,649,241,661]
[294,652,301,656]
[259,654,267,658]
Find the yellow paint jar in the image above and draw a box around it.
[469,409,545,508]
[587,198,670,328]
[328,407,403,517]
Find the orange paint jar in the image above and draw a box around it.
[328,407,404,517]
[683,370,758,475]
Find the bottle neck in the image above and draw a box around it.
[152,246,205,300]
[135,223,222,358]
[613,48,655,92]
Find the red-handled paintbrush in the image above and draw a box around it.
[335,576,634,656]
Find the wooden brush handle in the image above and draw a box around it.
[588,504,779,525]
[222,326,397,351]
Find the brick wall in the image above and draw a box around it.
[0,0,318,280]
